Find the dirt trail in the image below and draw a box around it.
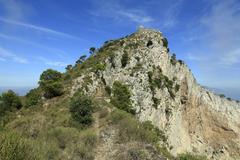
[93,104,116,160]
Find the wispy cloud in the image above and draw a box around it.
[0,47,28,63]
[200,0,240,66]
[0,0,28,20]
[162,0,183,28]
[186,53,207,61]
[116,10,154,24]
[0,33,68,57]
[0,0,84,41]
[89,0,154,25]
[0,57,6,61]
[37,57,67,67]
[0,17,83,40]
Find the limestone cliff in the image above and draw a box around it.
[71,28,240,160]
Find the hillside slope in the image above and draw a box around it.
[70,28,240,160]
[1,28,240,160]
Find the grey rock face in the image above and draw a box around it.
[71,28,240,160]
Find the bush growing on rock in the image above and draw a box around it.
[65,64,72,71]
[109,110,167,144]
[94,63,106,73]
[89,47,96,55]
[219,94,225,98]
[162,37,168,48]
[170,53,177,65]
[39,69,63,99]
[70,91,94,126]
[178,59,184,65]
[110,81,134,114]
[105,86,111,95]
[121,52,129,68]
[76,55,87,65]
[109,53,115,68]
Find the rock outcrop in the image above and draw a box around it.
[71,28,240,160]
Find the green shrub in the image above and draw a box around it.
[42,82,63,99]
[108,109,129,124]
[0,90,22,117]
[141,121,167,143]
[105,86,111,95]
[178,153,207,160]
[65,65,72,71]
[109,53,115,68]
[175,84,180,92]
[132,63,142,73]
[39,69,63,99]
[178,60,184,65]
[167,48,170,52]
[94,63,106,73]
[25,88,41,107]
[121,52,129,68]
[219,94,225,98]
[165,107,172,117]
[0,131,41,160]
[170,54,177,65]
[76,55,87,64]
[147,71,154,92]
[89,47,96,55]
[110,81,134,114]
[1,90,22,110]
[153,78,162,88]
[169,90,175,99]
[152,97,160,109]
[108,110,166,144]
[69,92,94,126]
[147,71,153,81]
[72,129,97,160]
[166,81,173,89]
[162,38,168,48]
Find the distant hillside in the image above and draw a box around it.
[0,87,33,96]
[204,86,240,100]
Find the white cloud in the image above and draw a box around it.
[186,53,207,61]
[89,0,154,25]
[0,33,67,57]
[0,47,28,63]
[0,0,28,20]
[162,0,183,28]
[200,0,240,66]
[0,17,82,40]
[117,10,154,23]
[37,57,67,67]
[0,0,83,40]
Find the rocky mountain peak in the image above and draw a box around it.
[70,28,240,160]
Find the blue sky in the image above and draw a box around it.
[0,0,240,98]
